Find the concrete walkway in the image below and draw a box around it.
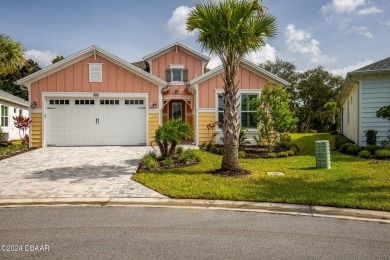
[0,146,166,199]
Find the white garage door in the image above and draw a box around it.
[45,97,147,146]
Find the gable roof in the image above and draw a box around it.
[16,45,167,87]
[190,59,290,86]
[338,57,390,106]
[143,42,211,62]
[0,89,28,107]
[350,57,390,74]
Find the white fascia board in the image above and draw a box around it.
[16,45,167,87]
[16,46,97,86]
[241,59,290,86]
[143,42,210,62]
[190,66,224,85]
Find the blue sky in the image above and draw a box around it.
[1,0,389,76]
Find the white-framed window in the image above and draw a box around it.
[215,90,259,129]
[14,108,17,113]
[1,105,9,127]
[240,94,258,128]
[19,109,23,116]
[166,65,188,83]
[88,63,103,82]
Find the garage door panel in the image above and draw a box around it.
[45,98,147,146]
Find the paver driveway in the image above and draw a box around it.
[0,147,165,199]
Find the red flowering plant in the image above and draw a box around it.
[13,115,32,145]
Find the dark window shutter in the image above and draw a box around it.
[183,69,188,82]
[166,69,171,82]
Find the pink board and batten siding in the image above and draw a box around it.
[198,66,268,109]
[30,55,159,109]
[151,48,203,81]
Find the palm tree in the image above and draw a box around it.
[187,0,277,171]
[0,34,26,76]
[155,118,193,158]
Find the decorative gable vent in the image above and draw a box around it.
[89,63,103,82]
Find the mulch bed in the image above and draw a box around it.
[137,158,200,173]
[209,168,251,176]
[0,147,37,161]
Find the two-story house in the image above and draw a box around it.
[16,42,288,148]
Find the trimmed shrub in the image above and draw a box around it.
[346,144,362,155]
[340,143,354,153]
[144,151,157,159]
[358,150,371,159]
[268,152,278,158]
[287,150,295,156]
[335,135,354,150]
[161,158,174,167]
[178,149,197,163]
[238,150,246,159]
[278,151,289,157]
[142,156,159,171]
[364,129,377,145]
[375,149,390,159]
[289,146,298,155]
[176,146,184,155]
[364,145,379,155]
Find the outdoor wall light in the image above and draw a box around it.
[31,101,37,108]
[175,89,179,94]
[152,102,157,108]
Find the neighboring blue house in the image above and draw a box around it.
[339,58,390,146]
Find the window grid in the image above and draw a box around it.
[75,100,95,105]
[49,99,70,105]
[100,100,120,105]
[125,99,144,105]
[1,105,9,127]
[241,94,257,128]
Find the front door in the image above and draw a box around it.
[169,101,185,121]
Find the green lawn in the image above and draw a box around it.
[132,133,390,211]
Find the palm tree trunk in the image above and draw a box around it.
[221,66,240,170]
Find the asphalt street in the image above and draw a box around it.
[0,206,389,260]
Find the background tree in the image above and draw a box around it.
[296,66,343,132]
[260,58,299,110]
[0,34,26,76]
[187,0,277,172]
[0,59,41,100]
[52,55,64,64]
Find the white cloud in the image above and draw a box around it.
[330,59,373,76]
[284,24,335,64]
[205,44,277,70]
[245,44,277,65]
[24,49,59,68]
[357,5,382,15]
[167,6,193,40]
[347,26,373,38]
[321,0,366,14]
[206,55,222,70]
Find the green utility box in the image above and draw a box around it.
[315,140,331,169]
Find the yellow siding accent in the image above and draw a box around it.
[198,112,216,145]
[148,113,159,145]
[31,113,42,148]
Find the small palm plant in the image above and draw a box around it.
[155,118,193,158]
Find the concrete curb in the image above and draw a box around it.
[0,198,389,223]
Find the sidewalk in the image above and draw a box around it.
[1,198,389,223]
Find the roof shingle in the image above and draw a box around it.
[353,57,390,72]
[0,89,28,107]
